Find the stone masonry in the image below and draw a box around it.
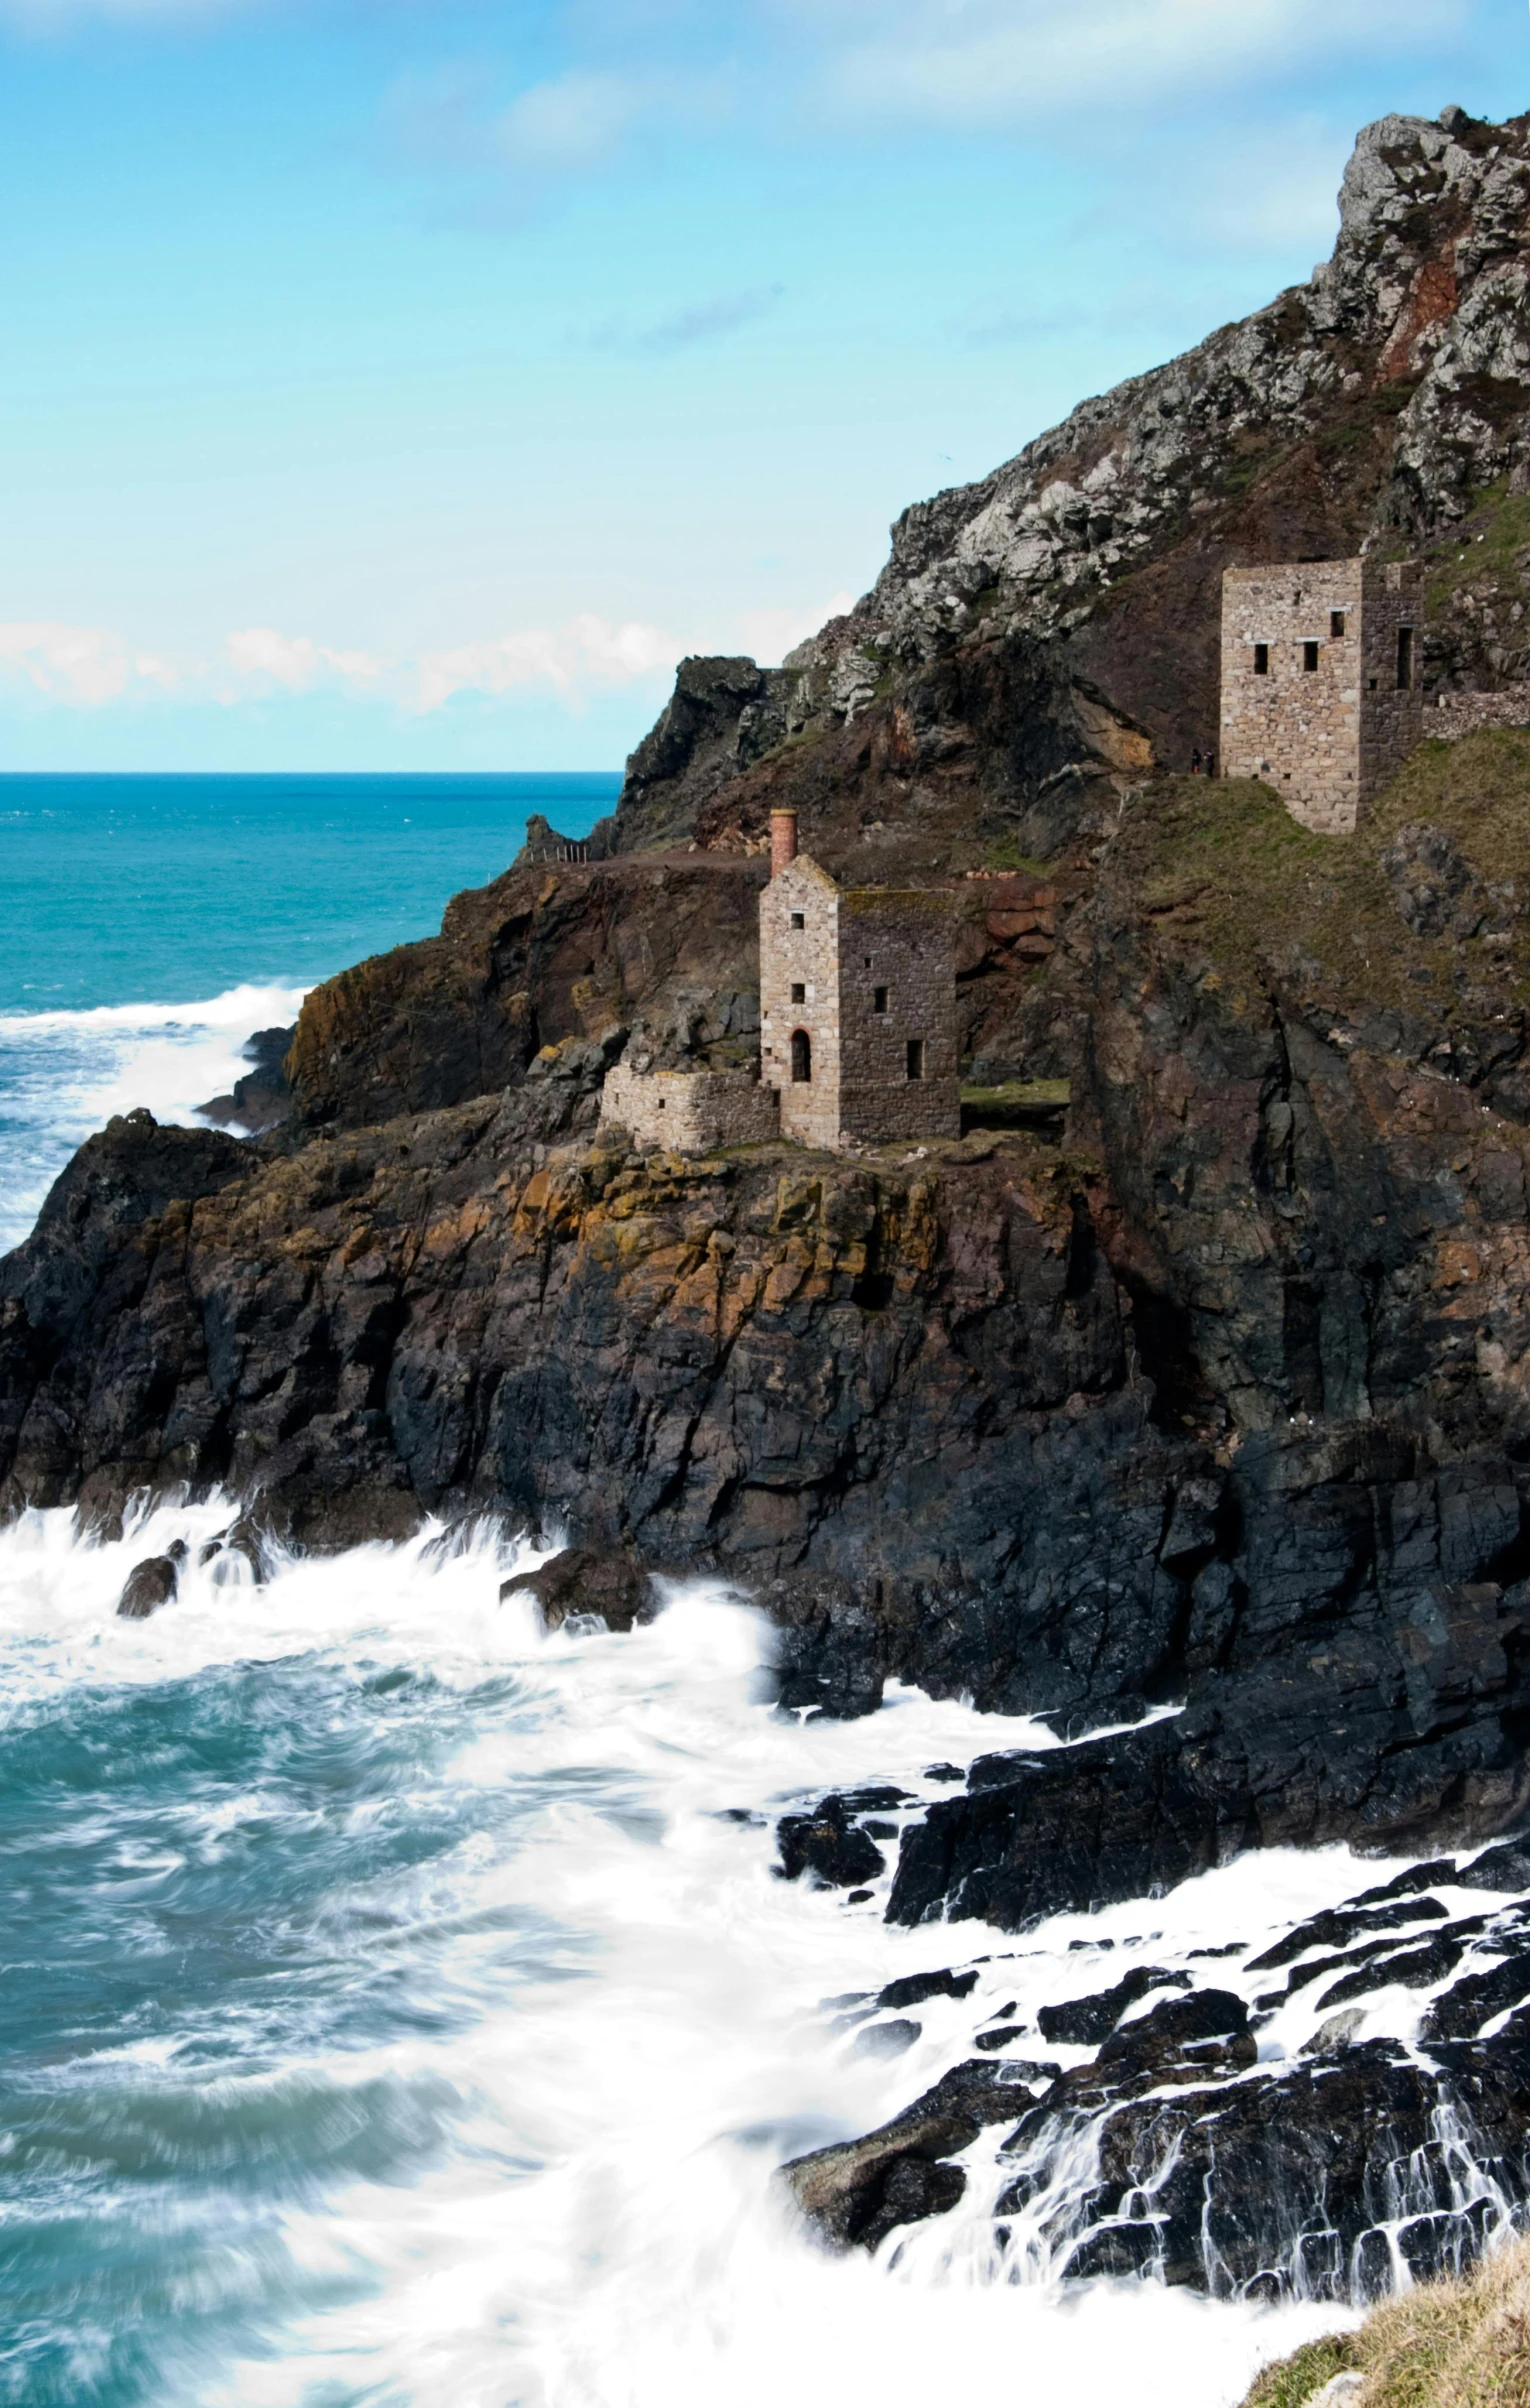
[598,1063,778,1151]
[1221,558,1424,833]
[602,809,959,1155]
[760,814,959,1148]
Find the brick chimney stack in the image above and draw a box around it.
[770,809,799,879]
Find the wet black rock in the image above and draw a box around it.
[1422,1947,1530,2042]
[780,2059,1040,2251]
[1352,1859,1460,1904]
[997,2035,1530,2298]
[875,1967,979,2013]
[851,2019,920,2061]
[1456,1837,1530,1892]
[1246,1896,1449,1971]
[505,1545,654,1634]
[196,1024,297,1137]
[887,1721,1250,1932]
[1314,1931,1473,2011]
[115,1539,186,1620]
[1037,1965,1191,2047]
[776,1798,887,1889]
[1094,1986,1251,2079]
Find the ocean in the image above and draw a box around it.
[0,773,617,1254]
[0,773,1456,2406]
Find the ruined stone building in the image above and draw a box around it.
[1220,558,1423,832]
[758,812,959,1148]
[600,808,959,1153]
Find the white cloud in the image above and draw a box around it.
[0,622,179,706]
[735,591,854,663]
[412,614,680,711]
[0,613,682,715]
[223,626,385,696]
[785,0,1464,126]
[494,69,656,179]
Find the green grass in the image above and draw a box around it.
[1110,729,1530,1020]
[1421,478,1530,617]
[961,1080,1070,1108]
[1240,2237,1530,2408]
[1241,2334,1356,2408]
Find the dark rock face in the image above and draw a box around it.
[1036,1966,1190,2047]
[776,1799,887,1891]
[613,656,793,856]
[196,1025,297,1137]
[284,856,768,1135]
[506,1545,654,1633]
[999,2035,1530,2297]
[779,2059,1044,2251]
[115,1547,182,1620]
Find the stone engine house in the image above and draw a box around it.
[600,809,959,1153]
[759,813,959,1148]
[1220,557,1423,832]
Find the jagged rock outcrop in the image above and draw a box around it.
[609,108,1530,869]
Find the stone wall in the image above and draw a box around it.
[837,889,960,1142]
[1220,558,1423,833]
[1360,559,1425,796]
[598,1063,778,1151]
[759,856,843,1149]
[1221,560,1366,832]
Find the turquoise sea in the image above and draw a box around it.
[0,772,617,1253]
[0,768,1362,2408]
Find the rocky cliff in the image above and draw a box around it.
[10,110,1530,1917]
[608,107,1530,876]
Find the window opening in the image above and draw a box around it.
[1253,644,1269,676]
[790,911,804,931]
[873,986,889,1014]
[791,982,805,1004]
[906,1038,925,1082]
[1330,610,1346,638]
[791,1029,811,1084]
[1397,626,1414,689]
[657,1097,666,1110]
[1303,641,1319,673]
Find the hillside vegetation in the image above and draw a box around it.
[1109,728,1530,1022]
[1243,2236,1530,2408]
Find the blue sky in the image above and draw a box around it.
[0,0,1525,770]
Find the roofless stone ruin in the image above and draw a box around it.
[599,809,960,1154]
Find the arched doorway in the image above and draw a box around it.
[791,1028,811,1083]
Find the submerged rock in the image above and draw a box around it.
[506,1546,654,1634]
[116,1540,185,1621]
[775,1798,886,1890]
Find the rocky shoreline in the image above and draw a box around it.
[10,102,1530,2315]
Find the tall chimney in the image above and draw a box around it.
[770,809,799,879]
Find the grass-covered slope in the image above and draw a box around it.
[1242,2235,1530,2408]
[1108,729,1530,1025]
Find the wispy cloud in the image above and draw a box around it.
[380,55,736,219]
[787,0,1464,124]
[590,283,784,352]
[735,591,854,663]
[410,614,680,709]
[0,613,684,714]
[0,623,179,706]
[0,597,862,711]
